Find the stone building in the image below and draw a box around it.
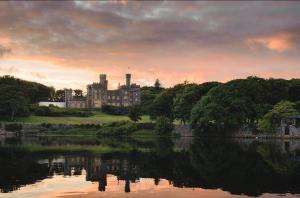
[86,74,141,108]
[64,73,141,109]
[279,115,300,136]
[64,89,87,109]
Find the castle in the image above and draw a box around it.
[65,74,141,108]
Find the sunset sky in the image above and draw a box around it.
[0,1,300,90]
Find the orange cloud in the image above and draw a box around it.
[246,33,298,52]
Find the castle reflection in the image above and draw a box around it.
[1,137,300,197]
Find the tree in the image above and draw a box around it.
[150,83,187,120]
[0,85,28,120]
[0,75,53,103]
[54,89,65,102]
[74,89,83,97]
[289,79,300,102]
[257,101,299,133]
[154,79,161,89]
[140,86,165,114]
[174,82,220,124]
[128,106,142,123]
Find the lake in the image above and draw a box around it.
[0,135,300,198]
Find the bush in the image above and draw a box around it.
[77,123,101,129]
[128,105,142,122]
[155,116,174,135]
[34,106,94,117]
[98,121,138,136]
[101,105,129,115]
[4,123,23,132]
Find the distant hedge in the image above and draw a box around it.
[34,106,94,117]
[97,121,155,136]
[101,105,130,115]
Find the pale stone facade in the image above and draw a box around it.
[279,115,300,136]
[65,74,141,109]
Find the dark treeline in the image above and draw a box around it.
[148,77,300,134]
[0,75,54,120]
[2,75,300,134]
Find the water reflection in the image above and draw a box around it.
[0,136,300,197]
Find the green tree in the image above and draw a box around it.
[154,79,161,89]
[174,82,220,124]
[0,85,28,120]
[151,83,187,120]
[54,89,65,102]
[140,86,164,114]
[289,79,300,102]
[74,89,83,97]
[0,75,53,103]
[257,100,299,133]
[128,106,142,123]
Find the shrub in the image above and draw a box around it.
[34,106,94,117]
[155,116,174,135]
[98,121,138,136]
[4,123,23,132]
[128,106,142,122]
[101,105,129,115]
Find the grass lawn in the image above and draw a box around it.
[15,112,150,124]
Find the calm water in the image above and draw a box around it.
[0,135,300,198]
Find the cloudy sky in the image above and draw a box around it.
[0,1,300,90]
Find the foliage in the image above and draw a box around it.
[155,116,174,135]
[140,86,164,114]
[190,77,297,134]
[173,82,221,124]
[257,101,299,133]
[0,75,53,103]
[98,121,138,136]
[150,83,187,120]
[128,105,142,122]
[154,79,161,89]
[98,121,155,136]
[53,89,65,102]
[34,105,94,117]
[101,105,129,115]
[0,85,29,120]
[289,79,300,102]
[74,89,83,97]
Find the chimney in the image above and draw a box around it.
[126,74,131,86]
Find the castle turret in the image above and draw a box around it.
[100,74,108,90]
[126,74,131,86]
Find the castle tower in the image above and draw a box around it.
[64,89,73,102]
[64,89,73,108]
[99,74,108,90]
[126,74,131,87]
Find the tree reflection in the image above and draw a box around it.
[1,137,300,196]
